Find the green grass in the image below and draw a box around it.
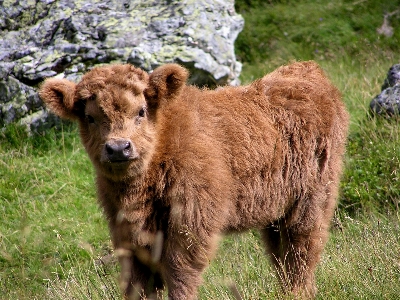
[234,0,400,65]
[14,213,400,300]
[1,0,400,298]
[0,125,111,299]
[201,214,400,299]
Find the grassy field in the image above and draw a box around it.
[1,0,400,299]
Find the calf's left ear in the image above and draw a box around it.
[39,78,81,120]
[145,64,188,109]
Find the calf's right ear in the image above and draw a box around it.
[39,78,81,120]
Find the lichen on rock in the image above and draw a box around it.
[0,0,244,133]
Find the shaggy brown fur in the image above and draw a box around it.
[39,61,349,299]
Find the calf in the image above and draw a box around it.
[39,61,349,299]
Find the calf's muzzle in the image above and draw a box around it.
[104,139,136,162]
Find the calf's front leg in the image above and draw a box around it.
[109,218,164,299]
[162,230,220,300]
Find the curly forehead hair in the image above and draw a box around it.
[76,64,149,99]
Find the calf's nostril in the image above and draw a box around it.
[123,141,131,150]
[123,142,131,155]
[106,144,114,155]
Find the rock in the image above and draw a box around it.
[0,0,244,134]
[370,85,400,116]
[381,64,400,90]
[370,64,400,116]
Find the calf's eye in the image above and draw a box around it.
[138,108,145,118]
[86,115,95,124]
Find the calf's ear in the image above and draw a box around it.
[145,64,188,110]
[39,78,80,120]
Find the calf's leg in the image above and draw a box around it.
[110,220,164,299]
[262,220,292,291]
[162,231,219,300]
[120,250,164,299]
[262,195,335,298]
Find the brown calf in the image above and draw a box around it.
[39,61,349,299]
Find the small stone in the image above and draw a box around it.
[370,64,400,117]
[381,64,400,90]
[370,84,400,116]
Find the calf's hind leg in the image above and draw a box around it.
[262,205,333,298]
[262,220,292,291]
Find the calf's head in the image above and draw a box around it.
[39,64,188,181]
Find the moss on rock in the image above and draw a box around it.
[0,0,243,133]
